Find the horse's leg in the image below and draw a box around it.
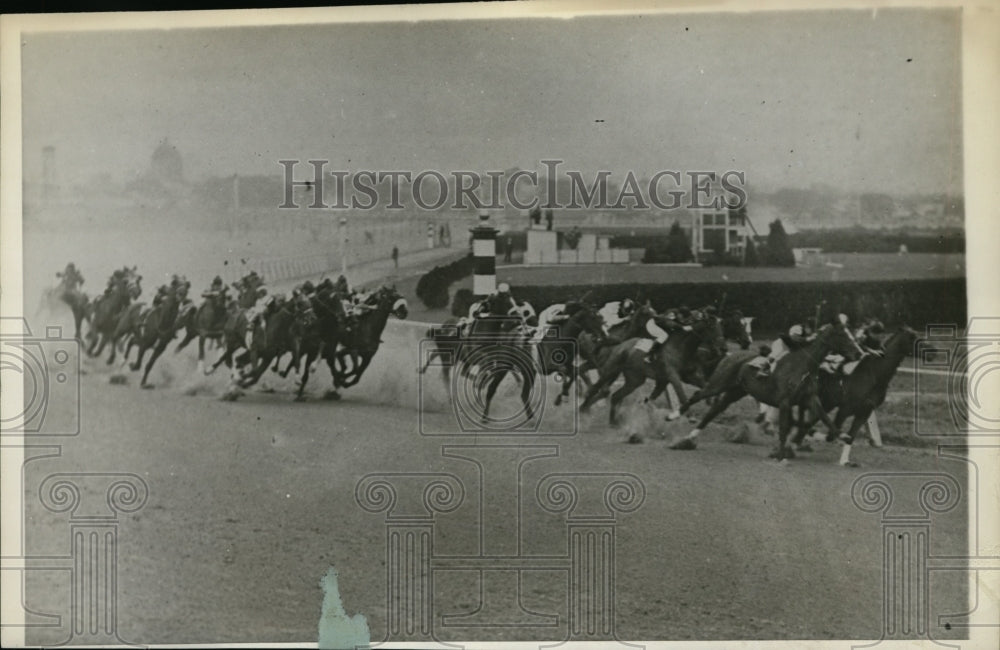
[209,339,233,374]
[580,368,620,413]
[670,387,746,450]
[176,329,196,353]
[140,339,169,388]
[129,339,148,372]
[609,370,644,427]
[554,360,574,407]
[837,407,871,467]
[338,353,373,388]
[295,350,315,401]
[773,400,795,461]
[481,369,507,423]
[809,394,841,440]
[73,309,84,341]
[661,367,689,421]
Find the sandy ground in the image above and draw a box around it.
[18,306,969,645]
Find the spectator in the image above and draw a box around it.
[504,236,513,262]
[391,245,399,269]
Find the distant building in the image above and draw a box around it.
[793,247,824,266]
[689,173,750,261]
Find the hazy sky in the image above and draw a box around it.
[21,8,963,195]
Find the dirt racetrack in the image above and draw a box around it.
[21,305,970,645]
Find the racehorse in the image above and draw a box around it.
[788,326,917,466]
[533,303,606,406]
[671,319,864,460]
[419,290,523,385]
[176,278,265,373]
[579,313,725,426]
[419,291,535,422]
[326,285,408,394]
[576,301,656,393]
[235,295,318,390]
[286,284,350,401]
[128,279,191,387]
[86,270,141,360]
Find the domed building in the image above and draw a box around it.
[150,138,184,184]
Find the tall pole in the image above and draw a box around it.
[471,213,498,298]
[340,216,347,275]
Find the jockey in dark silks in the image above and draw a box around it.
[456,283,518,337]
[57,263,84,294]
[201,275,229,302]
[855,318,886,355]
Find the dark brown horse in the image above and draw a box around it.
[286,285,350,401]
[789,326,917,466]
[235,295,318,390]
[86,271,142,360]
[535,304,607,407]
[579,314,725,426]
[671,319,864,460]
[128,280,190,387]
[326,285,408,394]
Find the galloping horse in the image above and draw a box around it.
[235,295,318,390]
[287,284,351,401]
[534,303,606,406]
[789,326,918,466]
[128,279,191,387]
[579,313,725,426]
[327,285,408,394]
[86,269,141,360]
[176,278,265,372]
[53,264,90,340]
[672,319,864,460]
[419,291,535,422]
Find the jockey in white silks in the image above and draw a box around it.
[597,301,628,335]
[534,303,567,342]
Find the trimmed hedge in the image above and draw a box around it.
[416,254,475,309]
[512,278,965,334]
[451,288,475,317]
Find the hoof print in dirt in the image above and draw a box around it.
[627,433,643,444]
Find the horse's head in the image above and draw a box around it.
[887,325,919,358]
[819,318,864,361]
[692,311,727,356]
[570,304,606,341]
[375,285,408,319]
[127,275,143,300]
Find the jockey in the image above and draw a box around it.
[456,283,517,337]
[56,263,84,292]
[753,318,814,377]
[597,299,637,336]
[201,275,228,301]
[293,280,316,298]
[855,317,886,354]
[333,274,351,297]
[104,268,127,295]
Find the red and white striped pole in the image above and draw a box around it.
[471,213,498,298]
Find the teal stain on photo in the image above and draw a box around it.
[318,566,370,650]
